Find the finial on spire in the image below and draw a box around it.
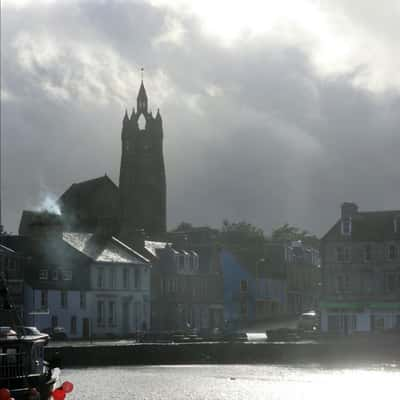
[141,67,144,81]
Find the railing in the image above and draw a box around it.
[0,351,30,379]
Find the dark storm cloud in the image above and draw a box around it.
[1,1,400,236]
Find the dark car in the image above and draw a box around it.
[43,326,68,340]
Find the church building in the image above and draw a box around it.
[59,80,167,244]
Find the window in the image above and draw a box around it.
[61,291,68,309]
[167,278,177,293]
[371,315,384,331]
[39,269,48,280]
[385,273,397,293]
[341,217,351,235]
[134,268,141,289]
[123,268,129,289]
[179,254,185,270]
[394,216,400,234]
[240,279,248,292]
[336,276,343,291]
[240,300,247,316]
[109,268,117,289]
[70,316,77,335]
[364,244,372,261]
[51,269,58,280]
[51,315,58,328]
[336,247,344,262]
[388,245,398,260]
[97,301,105,327]
[80,292,86,309]
[40,290,48,308]
[108,301,116,326]
[97,267,104,289]
[61,269,72,280]
[344,247,351,262]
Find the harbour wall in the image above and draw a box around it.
[45,341,400,367]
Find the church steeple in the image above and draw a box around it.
[137,79,148,115]
[119,76,166,241]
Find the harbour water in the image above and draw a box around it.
[63,364,400,399]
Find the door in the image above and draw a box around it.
[82,318,90,339]
[343,315,349,336]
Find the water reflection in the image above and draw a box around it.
[63,364,400,400]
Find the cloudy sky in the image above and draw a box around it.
[1,0,400,236]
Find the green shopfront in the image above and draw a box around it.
[320,302,400,334]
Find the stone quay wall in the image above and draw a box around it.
[45,341,400,367]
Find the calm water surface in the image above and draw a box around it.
[63,364,399,400]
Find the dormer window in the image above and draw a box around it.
[341,217,352,235]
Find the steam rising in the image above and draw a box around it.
[36,193,61,215]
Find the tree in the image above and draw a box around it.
[171,221,193,232]
[220,220,268,266]
[271,223,319,248]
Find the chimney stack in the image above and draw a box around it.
[341,202,358,220]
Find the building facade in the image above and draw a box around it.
[4,211,151,339]
[149,228,224,331]
[320,203,400,335]
[0,243,25,324]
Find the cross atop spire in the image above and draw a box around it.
[141,67,144,81]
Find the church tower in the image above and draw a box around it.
[119,79,166,241]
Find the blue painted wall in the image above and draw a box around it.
[24,285,90,338]
[220,249,256,323]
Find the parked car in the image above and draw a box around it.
[15,325,44,337]
[297,310,319,331]
[43,326,68,340]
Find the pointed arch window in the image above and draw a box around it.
[138,113,146,130]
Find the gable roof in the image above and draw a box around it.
[322,210,400,242]
[59,175,118,210]
[63,232,150,265]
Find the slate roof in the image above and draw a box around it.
[19,210,63,235]
[59,175,118,206]
[144,240,170,257]
[322,210,400,242]
[63,232,150,265]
